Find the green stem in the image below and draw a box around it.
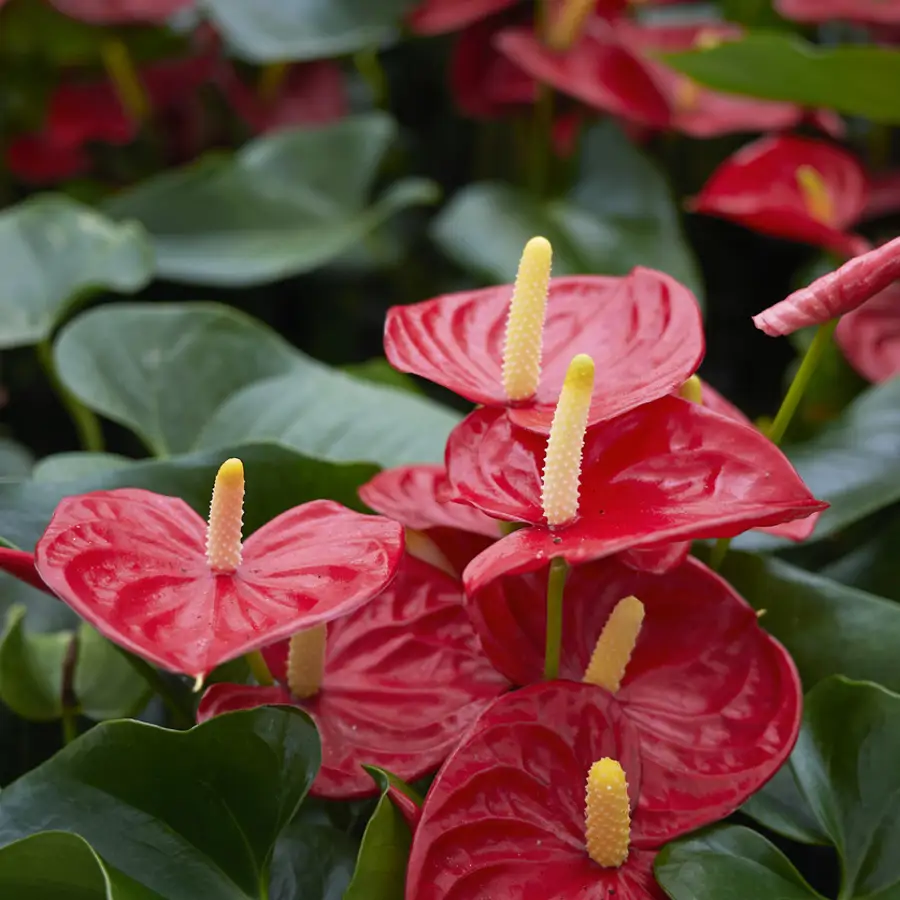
[37,338,105,452]
[711,319,838,571]
[115,647,195,728]
[246,650,274,686]
[543,558,569,680]
[353,47,388,108]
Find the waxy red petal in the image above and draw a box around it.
[836,282,900,383]
[408,0,518,34]
[34,492,403,675]
[691,135,869,257]
[405,682,665,900]
[468,556,801,841]
[446,399,826,590]
[49,0,193,22]
[199,556,509,798]
[776,0,900,23]
[385,269,704,433]
[495,23,672,128]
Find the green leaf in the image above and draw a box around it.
[0,574,76,632]
[0,439,33,479]
[735,378,900,551]
[716,551,900,693]
[0,606,68,721]
[74,625,151,721]
[344,768,414,900]
[31,453,134,483]
[742,763,830,846]
[0,442,376,552]
[104,115,437,286]
[664,32,900,124]
[343,359,425,395]
[201,0,416,62]
[0,707,320,900]
[655,825,821,900]
[0,196,153,349]
[0,832,165,899]
[432,122,702,301]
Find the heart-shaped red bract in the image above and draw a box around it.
[690,135,869,258]
[836,282,900,383]
[467,555,802,841]
[445,397,826,591]
[385,269,704,434]
[405,681,665,900]
[408,0,518,34]
[495,22,672,128]
[34,491,403,675]
[776,0,900,22]
[49,0,193,22]
[197,556,509,798]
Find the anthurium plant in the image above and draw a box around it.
[3,1,900,899]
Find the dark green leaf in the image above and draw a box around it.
[742,763,830,846]
[432,122,702,301]
[0,439,33,479]
[0,442,376,551]
[0,707,320,900]
[31,453,134,483]
[201,0,416,62]
[0,575,76,632]
[0,196,153,349]
[343,359,425,395]
[74,625,151,721]
[716,552,900,693]
[655,825,820,900]
[820,513,900,603]
[104,116,437,286]
[664,32,900,124]
[0,832,165,899]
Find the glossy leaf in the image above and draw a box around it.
[386,270,704,434]
[0,707,320,900]
[655,825,819,900]
[0,439,33,478]
[0,831,164,899]
[0,443,376,555]
[202,0,416,62]
[469,556,801,842]
[0,195,152,349]
[32,453,134,482]
[445,399,825,591]
[198,556,509,796]
[432,121,702,299]
[716,551,900,693]
[104,115,437,286]
[665,32,900,124]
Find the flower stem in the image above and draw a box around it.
[710,318,838,570]
[114,647,195,728]
[61,633,79,745]
[353,48,388,108]
[101,38,149,123]
[246,650,274,686]
[36,338,105,452]
[543,558,569,680]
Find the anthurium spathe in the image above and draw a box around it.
[385,237,704,433]
[197,555,509,798]
[407,0,519,34]
[32,459,404,676]
[405,682,665,899]
[776,0,900,23]
[467,555,801,838]
[690,135,870,258]
[836,282,900,383]
[445,357,826,592]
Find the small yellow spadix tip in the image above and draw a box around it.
[287,625,327,699]
[502,236,553,402]
[541,354,595,527]
[585,758,631,868]
[796,165,836,226]
[584,596,645,694]
[547,0,596,50]
[674,77,701,113]
[694,29,723,50]
[678,375,703,405]
[206,457,245,573]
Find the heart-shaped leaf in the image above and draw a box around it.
[0,442,376,551]
[432,121,702,301]
[0,196,152,350]
[0,707,320,900]
[104,115,437,286]
[31,453,134,482]
[74,625,152,720]
[201,0,416,62]
[0,439,33,478]
[741,764,829,846]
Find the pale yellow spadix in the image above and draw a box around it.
[796,165,836,226]
[502,237,553,402]
[206,458,245,573]
[585,758,631,868]
[583,596,645,694]
[678,374,703,405]
[541,354,595,527]
[547,0,596,50]
[286,625,327,699]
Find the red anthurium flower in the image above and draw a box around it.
[754,235,900,337]
[49,0,194,22]
[385,237,704,434]
[467,555,801,839]
[359,465,500,576]
[776,0,900,23]
[408,0,519,34]
[405,683,669,898]
[197,555,510,798]
[865,169,900,221]
[33,459,403,676]
[445,358,825,592]
[836,282,900,383]
[691,135,870,258]
[0,547,49,594]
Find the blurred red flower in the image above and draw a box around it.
[776,0,900,23]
